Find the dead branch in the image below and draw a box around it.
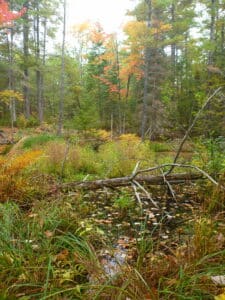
[0,140,14,145]
[166,87,223,175]
[56,158,225,194]
[59,171,204,192]
[132,163,222,188]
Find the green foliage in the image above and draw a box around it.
[22,134,61,149]
[39,141,101,178]
[113,191,135,210]
[203,137,225,175]
[0,200,101,298]
[98,140,154,177]
[16,114,39,128]
[73,98,100,131]
[0,133,225,299]
[193,137,225,176]
[149,141,172,152]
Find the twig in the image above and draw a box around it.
[160,168,176,202]
[166,87,223,175]
[83,174,90,182]
[132,163,223,189]
[131,182,143,208]
[132,161,141,176]
[132,179,159,208]
[60,141,70,181]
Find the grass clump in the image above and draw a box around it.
[113,191,135,210]
[1,132,224,299]
[0,199,107,299]
[22,134,61,150]
[39,141,101,179]
[98,140,154,177]
[0,150,42,203]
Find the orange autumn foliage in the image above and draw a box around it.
[0,0,26,25]
[0,150,42,202]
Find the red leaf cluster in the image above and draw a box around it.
[0,0,26,25]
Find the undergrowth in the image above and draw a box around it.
[0,132,224,299]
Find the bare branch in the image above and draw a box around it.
[132,179,159,208]
[166,87,223,175]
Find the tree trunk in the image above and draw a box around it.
[7,28,16,126]
[57,0,66,135]
[58,173,204,192]
[41,16,47,114]
[141,0,152,141]
[208,0,217,65]
[35,0,43,124]
[170,1,177,101]
[23,1,30,119]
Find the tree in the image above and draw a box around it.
[22,1,30,119]
[57,0,66,135]
[0,0,26,25]
[141,0,151,140]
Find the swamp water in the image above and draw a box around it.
[78,184,200,278]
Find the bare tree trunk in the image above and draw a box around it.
[7,28,16,128]
[170,1,177,101]
[35,0,43,124]
[57,0,66,135]
[41,16,47,114]
[208,0,217,65]
[110,113,113,140]
[221,21,224,53]
[115,38,122,134]
[141,0,152,141]
[23,1,30,119]
[58,172,204,192]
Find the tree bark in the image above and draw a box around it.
[23,1,30,119]
[58,172,204,191]
[57,0,66,135]
[141,0,152,141]
[35,0,43,124]
[208,0,217,65]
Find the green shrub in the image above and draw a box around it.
[113,192,135,210]
[192,137,225,176]
[17,114,39,128]
[22,134,60,149]
[98,140,154,177]
[149,141,172,152]
[39,141,101,178]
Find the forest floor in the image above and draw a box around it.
[0,127,225,299]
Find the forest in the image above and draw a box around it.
[0,0,225,299]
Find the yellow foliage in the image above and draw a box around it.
[0,150,42,202]
[4,150,42,176]
[72,21,91,33]
[119,133,140,143]
[123,21,149,41]
[0,156,5,167]
[0,89,24,105]
[94,130,111,141]
[215,293,225,300]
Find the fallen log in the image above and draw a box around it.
[0,140,14,145]
[59,172,204,191]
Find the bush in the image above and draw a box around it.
[113,191,135,210]
[192,137,225,176]
[39,141,101,178]
[98,140,154,177]
[17,114,39,128]
[22,134,60,149]
[0,150,42,202]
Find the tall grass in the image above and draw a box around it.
[22,134,61,149]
